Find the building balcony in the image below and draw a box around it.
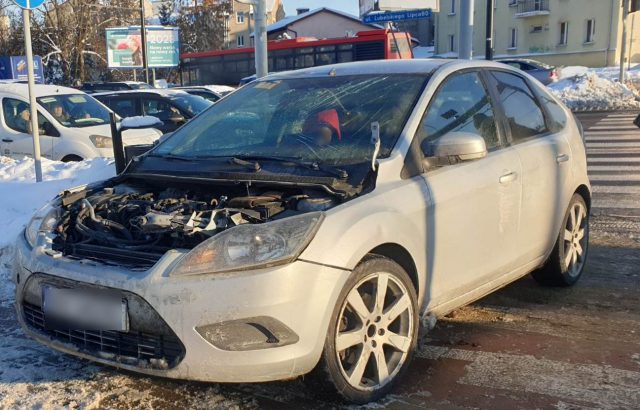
[515,0,550,18]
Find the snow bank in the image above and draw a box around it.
[549,66,640,111]
[0,156,115,248]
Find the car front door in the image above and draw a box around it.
[485,69,573,264]
[0,97,59,159]
[416,71,523,305]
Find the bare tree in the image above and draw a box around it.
[175,0,231,53]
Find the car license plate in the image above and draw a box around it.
[42,286,129,331]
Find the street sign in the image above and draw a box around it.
[363,8,432,24]
[11,0,45,10]
[106,26,180,68]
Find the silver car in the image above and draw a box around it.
[497,58,559,85]
[14,59,590,403]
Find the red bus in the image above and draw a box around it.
[180,29,414,86]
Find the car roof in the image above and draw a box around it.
[0,83,86,99]
[92,88,190,97]
[496,58,550,67]
[264,59,513,80]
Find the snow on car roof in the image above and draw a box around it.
[91,88,190,97]
[0,83,86,98]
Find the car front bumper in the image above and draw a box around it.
[13,233,351,382]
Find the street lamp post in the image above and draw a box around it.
[237,0,268,78]
[140,0,150,84]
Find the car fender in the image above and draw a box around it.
[299,178,429,304]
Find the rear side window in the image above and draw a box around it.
[488,71,548,142]
[110,98,138,118]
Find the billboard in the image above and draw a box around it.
[360,0,439,16]
[106,26,179,69]
[0,56,45,83]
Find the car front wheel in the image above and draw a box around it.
[533,194,589,286]
[309,255,418,403]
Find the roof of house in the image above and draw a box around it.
[261,7,378,36]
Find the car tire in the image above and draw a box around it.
[532,194,589,287]
[307,255,418,404]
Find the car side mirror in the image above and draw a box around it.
[119,115,164,132]
[426,131,488,166]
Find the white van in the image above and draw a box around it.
[0,83,161,161]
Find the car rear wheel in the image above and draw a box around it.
[308,256,418,403]
[532,194,589,286]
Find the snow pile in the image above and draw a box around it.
[0,156,115,248]
[549,65,640,111]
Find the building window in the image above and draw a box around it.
[559,21,569,45]
[531,25,543,33]
[508,28,517,49]
[449,0,456,15]
[236,12,244,24]
[449,34,455,52]
[585,19,595,43]
[237,35,245,46]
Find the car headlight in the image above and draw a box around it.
[25,202,60,248]
[89,135,113,148]
[172,212,324,276]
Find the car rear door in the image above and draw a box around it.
[415,70,523,303]
[485,69,573,265]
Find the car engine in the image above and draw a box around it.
[52,180,336,268]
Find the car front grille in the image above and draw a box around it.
[23,301,184,368]
[20,273,186,370]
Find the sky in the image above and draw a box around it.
[281,0,359,17]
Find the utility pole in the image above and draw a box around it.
[459,0,474,59]
[620,0,630,82]
[238,0,267,78]
[485,0,494,60]
[140,0,149,84]
[23,7,42,182]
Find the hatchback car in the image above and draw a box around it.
[93,89,212,133]
[0,83,161,161]
[497,58,559,85]
[14,60,590,403]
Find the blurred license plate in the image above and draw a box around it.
[42,286,129,331]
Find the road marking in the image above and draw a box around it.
[418,346,640,409]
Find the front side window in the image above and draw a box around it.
[153,74,428,165]
[417,71,500,153]
[2,98,54,135]
[108,97,138,118]
[488,71,548,142]
[36,94,110,128]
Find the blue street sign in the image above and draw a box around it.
[363,8,432,24]
[11,0,45,10]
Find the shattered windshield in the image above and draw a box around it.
[153,74,427,165]
[37,94,111,128]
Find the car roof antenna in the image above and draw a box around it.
[370,121,381,172]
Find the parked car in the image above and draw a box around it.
[496,58,559,85]
[93,89,213,133]
[0,83,161,161]
[79,81,154,94]
[14,60,590,404]
[174,85,235,102]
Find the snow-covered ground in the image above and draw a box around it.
[549,65,640,111]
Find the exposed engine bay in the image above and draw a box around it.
[51,178,338,267]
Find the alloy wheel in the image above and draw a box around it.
[563,201,588,277]
[334,271,414,391]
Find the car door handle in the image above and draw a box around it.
[2,138,13,143]
[499,171,518,184]
[556,154,570,163]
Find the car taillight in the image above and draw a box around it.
[550,69,558,79]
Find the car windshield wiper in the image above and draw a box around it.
[229,155,349,180]
[146,153,197,162]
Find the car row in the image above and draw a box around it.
[14,59,590,404]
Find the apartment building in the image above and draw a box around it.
[435,0,640,67]
[225,0,285,48]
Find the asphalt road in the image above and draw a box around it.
[1,111,639,409]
